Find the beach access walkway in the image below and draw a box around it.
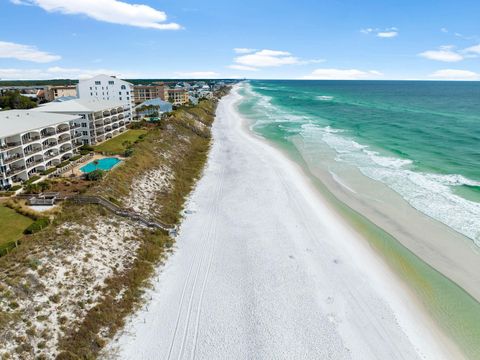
[70,195,175,233]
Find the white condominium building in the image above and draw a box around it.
[0,111,83,188]
[76,74,134,122]
[34,98,131,146]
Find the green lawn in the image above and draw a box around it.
[94,130,148,154]
[0,205,33,247]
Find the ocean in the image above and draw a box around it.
[238,80,480,246]
[236,80,480,358]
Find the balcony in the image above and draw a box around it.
[56,125,70,134]
[58,136,71,145]
[5,165,26,177]
[70,124,81,130]
[22,136,41,145]
[41,131,56,138]
[26,159,44,168]
[43,141,58,149]
[24,147,43,156]
[95,121,104,127]
[1,141,22,150]
[3,153,24,164]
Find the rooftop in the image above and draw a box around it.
[33,98,127,113]
[0,110,80,139]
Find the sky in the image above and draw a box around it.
[0,0,479,80]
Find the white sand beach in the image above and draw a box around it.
[107,88,462,359]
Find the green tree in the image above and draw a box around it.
[0,90,37,110]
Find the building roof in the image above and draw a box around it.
[53,96,78,102]
[33,98,126,114]
[78,74,133,86]
[0,110,81,138]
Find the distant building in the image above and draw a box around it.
[133,84,166,104]
[0,110,83,188]
[34,98,131,146]
[164,87,189,106]
[44,85,77,102]
[135,98,173,119]
[77,74,134,122]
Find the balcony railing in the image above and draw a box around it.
[60,147,72,154]
[5,165,26,177]
[2,153,24,164]
[24,148,42,156]
[43,142,58,150]
[70,124,81,129]
[26,159,44,168]
[58,137,71,144]
[57,127,70,134]
[22,136,41,145]
[1,142,22,150]
[41,132,56,138]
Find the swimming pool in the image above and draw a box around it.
[80,157,121,173]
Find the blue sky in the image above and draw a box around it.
[0,0,479,80]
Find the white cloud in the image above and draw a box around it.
[0,41,61,63]
[11,0,181,30]
[303,68,383,80]
[429,69,480,80]
[233,48,256,54]
[174,71,220,78]
[361,27,398,38]
[302,68,383,80]
[441,28,449,33]
[419,46,464,62]
[0,67,138,80]
[377,31,398,38]
[463,44,480,55]
[227,65,259,71]
[234,49,300,68]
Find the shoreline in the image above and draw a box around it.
[236,84,480,358]
[110,87,462,359]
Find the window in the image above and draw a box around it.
[109,81,114,85]
[83,131,88,136]
[95,81,101,85]
[119,97,122,100]
[89,87,92,90]
[119,91,122,95]
[126,91,129,95]
[121,85,126,90]
[127,97,129,100]
[81,122,87,127]
[90,92,93,96]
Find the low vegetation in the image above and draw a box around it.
[93,129,148,155]
[0,205,33,250]
[0,90,37,110]
[0,88,229,359]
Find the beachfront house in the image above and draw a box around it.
[0,110,83,188]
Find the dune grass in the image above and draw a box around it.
[93,129,148,154]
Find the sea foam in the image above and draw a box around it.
[299,123,480,246]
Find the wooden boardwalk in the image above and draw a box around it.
[70,195,176,234]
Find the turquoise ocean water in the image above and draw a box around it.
[238,80,480,246]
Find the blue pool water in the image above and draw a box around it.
[80,157,121,173]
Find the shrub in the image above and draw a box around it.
[24,175,41,185]
[80,145,94,152]
[10,185,22,191]
[124,148,134,157]
[0,191,14,197]
[24,218,50,234]
[56,161,70,169]
[70,155,82,162]
[84,170,104,181]
[41,168,57,175]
